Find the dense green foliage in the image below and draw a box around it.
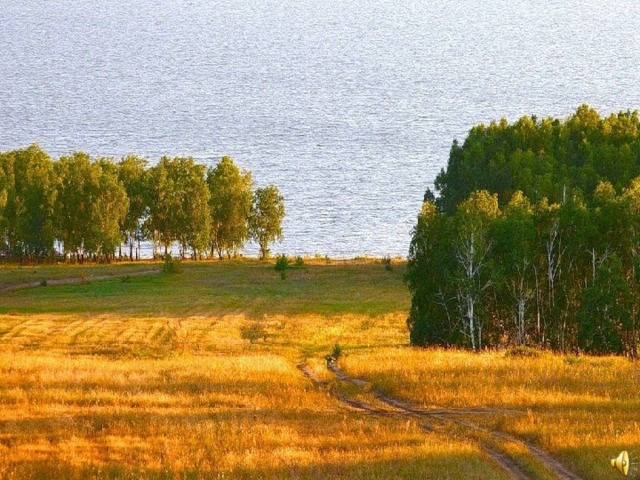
[0,146,284,262]
[3,145,57,258]
[117,155,148,260]
[145,156,210,258]
[407,106,640,355]
[434,105,640,213]
[249,185,286,259]
[206,156,253,259]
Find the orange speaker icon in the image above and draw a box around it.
[611,451,629,476]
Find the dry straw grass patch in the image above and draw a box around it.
[341,347,640,479]
[0,307,507,478]
[1,262,635,478]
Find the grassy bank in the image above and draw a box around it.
[0,260,406,318]
[0,260,636,478]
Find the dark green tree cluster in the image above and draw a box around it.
[0,146,285,262]
[407,106,640,356]
[435,105,640,214]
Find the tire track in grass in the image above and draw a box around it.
[298,363,531,480]
[0,269,159,293]
[325,363,583,480]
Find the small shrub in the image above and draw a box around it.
[274,254,288,271]
[40,279,47,287]
[505,346,541,358]
[121,275,131,283]
[162,254,183,274]
[295,256,305,267]
[360,318,373,331]
[240,322,267,343]
[275,254,288,280]
[326,344,343,366]
[564,354,583,365]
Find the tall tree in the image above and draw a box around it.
[577,255,630,354]
[54,152,94,260]
[0,150,15,256]
[118,155,148,260]
[144,160,169,258]
[145,157,209,258]
[453,190,499,351]
[490,191,536,345]
[5,145,57,259]
[54,153,128,261]
[405,200,458,346]
[178,159,210,259]
[206,156,253,259]
[90,159,129,260]
[249,185,285,260]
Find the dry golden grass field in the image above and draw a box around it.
[0,259,638,479]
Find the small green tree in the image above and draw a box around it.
[161,253,183,274]
[275,254,288,279]
[249,185,285,260]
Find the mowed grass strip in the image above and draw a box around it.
[0,262,159,290]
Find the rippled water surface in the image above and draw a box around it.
[1,1,639,257]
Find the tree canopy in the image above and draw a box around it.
[408,106,640,356]
[0,146,284,262]
[434,105,640,213]
[207,156,253,259]
[249,185,285,260]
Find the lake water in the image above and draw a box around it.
[1,0,639,257]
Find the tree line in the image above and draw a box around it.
[0,145,285,262]
[406,106,640,356]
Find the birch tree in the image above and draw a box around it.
[145,157,210,258]
[406,200,458,346]
[54,153,128,261]
[0,151,13,255]
[118,155,148,260]
[453,190,499,351]
[249,185,285,260]
[491,191,535,345]
[2,145,57,259]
